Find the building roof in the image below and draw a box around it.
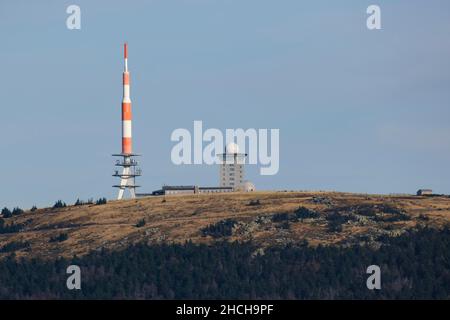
[199,186,233,190]
[162,185,196,191]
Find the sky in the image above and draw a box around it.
[1,0,450,208]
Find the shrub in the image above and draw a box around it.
[326,212,349,224]
[295,207,320,219]
[379,204,404,215]
[356,205,377,217]
[326,213,349,233]
[11,207,23,216]
[0,218,24,234]
[136,219,146,228]
[53,200,67,209]
[1,208,12,218]
[272,213,290,222]
[0,241,30,253]
[376,213,411,222]
[96,198,107,205]
[327,220,343,233]
[202,219,237,238]
[300,239,309,247]
[49,233,69,243]
[248,200,261,206]
[280,221,290,230]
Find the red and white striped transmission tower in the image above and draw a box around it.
[112,43,141,200]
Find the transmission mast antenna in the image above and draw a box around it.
[112,43,141,200]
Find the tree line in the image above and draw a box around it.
[0,227,449,299]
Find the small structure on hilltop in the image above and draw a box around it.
[417,189,433,196]
[150,185,233,196]
[235,181,256,192]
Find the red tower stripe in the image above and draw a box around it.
[122,102,132,120]
[123,73,130,85]
[122,137,132,154]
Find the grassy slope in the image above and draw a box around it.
[1,191,450,260]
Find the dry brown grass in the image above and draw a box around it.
[1,191,449,260]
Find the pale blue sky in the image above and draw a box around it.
[1,1,450,208]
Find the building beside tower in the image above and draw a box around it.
[150,185,233,196]
[217,143,255,192]
[145,142,255,197]
[218,143,246,189]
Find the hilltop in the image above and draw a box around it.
[1,191,450,260]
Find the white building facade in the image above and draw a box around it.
[218,143,247,189]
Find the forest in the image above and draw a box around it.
[0,227,449,299]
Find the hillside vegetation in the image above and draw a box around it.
[0,228,449,299]
[1,191,450,260]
